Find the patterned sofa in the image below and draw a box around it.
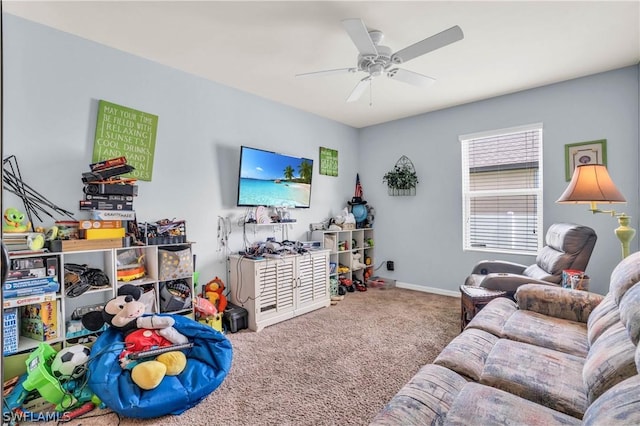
[371,251,640,425]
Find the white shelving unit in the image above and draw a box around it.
[3,243,195,362]
[227,250,330,331]
[311,227,374,284]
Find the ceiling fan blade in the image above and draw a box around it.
[296,68,357,78]
[341,18,378,59]
[387,68,435,88]
[346,76,371,102]
[391,25,464,64]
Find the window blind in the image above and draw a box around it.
[461,124,543,255]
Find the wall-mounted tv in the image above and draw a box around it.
[237,146,314,208]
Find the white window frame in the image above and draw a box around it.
[460,123,544,255]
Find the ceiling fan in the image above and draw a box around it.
[297,18,464,102]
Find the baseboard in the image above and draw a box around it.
[394,281,460,298]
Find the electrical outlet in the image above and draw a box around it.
[386,261,395,271]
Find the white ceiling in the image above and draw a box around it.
[4,1,640,128]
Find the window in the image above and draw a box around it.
[460,123,543,255]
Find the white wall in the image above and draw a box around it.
[2,14,359,284]
[3,14,639,296]
[359,65,639,295]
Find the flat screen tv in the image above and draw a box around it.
[237,146,314,208]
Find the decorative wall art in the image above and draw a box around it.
[319,147,338,177]
[564,139,607,181]
[93,100,158,181]
[383,155,418,196]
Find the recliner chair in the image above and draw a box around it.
[464,223,597,298]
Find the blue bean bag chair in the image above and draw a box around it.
[86,315,233,419]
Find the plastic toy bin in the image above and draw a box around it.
[22,343,74,410]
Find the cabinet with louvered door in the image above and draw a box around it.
[296,251,330,316]
[228,250,330,332]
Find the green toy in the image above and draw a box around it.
[3,207,31,233]
[22,344,75,411]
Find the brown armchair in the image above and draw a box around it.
[464,223,597,298]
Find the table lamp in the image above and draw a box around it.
[557,164,636,258]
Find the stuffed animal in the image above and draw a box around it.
[81,284,189,390]
[352,253,367,271]
[204,277,228,313]
[3,208,31,233]
[334,207,356,228]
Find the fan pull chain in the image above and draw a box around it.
[369,79,373,107]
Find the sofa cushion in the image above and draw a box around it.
[583,321,637,404]
[502,310,588,357]
[370,364,468,426]
[481,339,587,418]
[582,374,640,426]
[465,297,517,337]
[444,383,581,426]
[433,329,498,381]
[609,253,640,305]
[619,281,640,345]
[516,284,603,323]
[523,262,558,283]
[587,293,619,346]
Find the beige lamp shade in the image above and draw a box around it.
[557,164,626,204]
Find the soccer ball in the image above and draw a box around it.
[51,344,91,380]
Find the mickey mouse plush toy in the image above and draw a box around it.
[82,284,190,390]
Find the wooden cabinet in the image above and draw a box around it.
[228,250,330,331]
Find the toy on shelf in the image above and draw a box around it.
[363,267,373,282]
[352,253,367,271]
[3,207,31,233]
[81,284,190,390]
[116,248,147,282]
[337,264,350,274]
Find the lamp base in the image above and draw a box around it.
[615,214,636,259]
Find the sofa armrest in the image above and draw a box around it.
[479,274,555,293]
[515,283,604,323]
[469,260,528,275]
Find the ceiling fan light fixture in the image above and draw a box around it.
[299,18,463,103]
[370,63,384,77]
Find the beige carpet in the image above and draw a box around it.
[45,287,460,426]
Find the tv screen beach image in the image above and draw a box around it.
[238,147,313,208]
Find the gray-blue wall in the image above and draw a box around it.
[359,66,639,295]
[3,13,639,295]
[1,14,359,283]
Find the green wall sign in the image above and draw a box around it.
[319,147,338,177]
[93,100,158,181]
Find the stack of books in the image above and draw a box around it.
[3,256,60,303]
[2,233,46,255]
[2,233,31,252]
[77,156,139,239]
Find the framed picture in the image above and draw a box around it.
[564,139,607,181]
[319,147,338,176]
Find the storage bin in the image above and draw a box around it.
[223,303,248,333]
